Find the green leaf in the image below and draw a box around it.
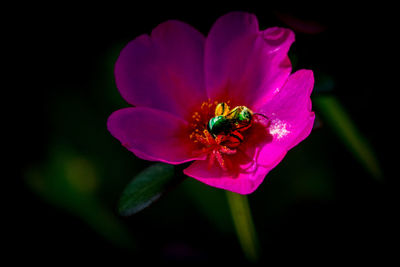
[314,95,383,180]
[118,163,177,216]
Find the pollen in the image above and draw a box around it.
[188,99,267,171]
[188,99,218,140]
[187,99,236,170]
[269,119,290,140]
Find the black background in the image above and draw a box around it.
[10,3,397,264]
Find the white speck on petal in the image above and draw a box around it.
[269,119,290,140]
[273,87,280,95]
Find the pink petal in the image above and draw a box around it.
[107,107,205,164]
[258,69,315,152]
[183,111,288,194]
[240,121,288,168]
[183,157,280,195]
[115,20,207,119]
[205,12,294,109]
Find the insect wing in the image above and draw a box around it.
[215,102,230,116]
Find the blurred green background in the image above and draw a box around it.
[14,3,396,264]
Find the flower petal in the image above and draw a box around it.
[183,158,279,195]
[115,20,207,119]
[205,12,294,109]
[258,69,315,152]
[107,107,205,164]
[240,121,288,168]
[183,114,288,194]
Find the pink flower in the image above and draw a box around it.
[107,12,315,194]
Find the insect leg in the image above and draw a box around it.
[253,113,269,120]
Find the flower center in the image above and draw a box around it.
[189,99,260,170]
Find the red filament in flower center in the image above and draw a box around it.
[189,99,254,170]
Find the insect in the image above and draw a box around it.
[207,102,267,146]
[193,102,268,170]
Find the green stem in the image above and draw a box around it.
[314,95,383,180]
[225,191,260,262]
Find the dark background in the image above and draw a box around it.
[11,3,397,264]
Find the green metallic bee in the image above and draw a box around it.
[207,102,268,144]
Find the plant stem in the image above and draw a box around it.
[225,191,259,262]
[314,95,383,180]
